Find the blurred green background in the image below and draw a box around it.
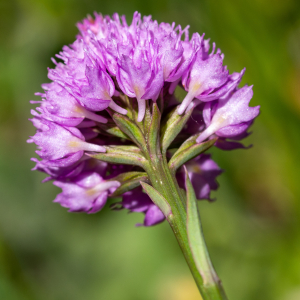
[1,0,300,299]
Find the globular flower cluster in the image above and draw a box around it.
[29,12,260,226]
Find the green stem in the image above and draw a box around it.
[110,102,228,299]
[146,151,227,300]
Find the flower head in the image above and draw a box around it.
[29,11,260,224]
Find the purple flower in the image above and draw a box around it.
[213,124,253,151]
[54,172,120,213]
[33,155,110,182]
[158,33,184,81]
[178,50,229,114]
[31,157,86,182]
[48,40,127,115]
[121,188,165,226]
[177,154,222,201]
[28,118,105,167]
[32,82,107,126]
[76,12,197,121]
[80,65,127,114]
[187,68,246,112]
[196,86,260,143]
[117,52,163,122]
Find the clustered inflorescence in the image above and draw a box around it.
[28,12,260,226]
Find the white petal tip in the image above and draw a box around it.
[137,99,146,122]
[177,104,185,115]
[137,114,144,123]
[117,107,128,115]
[178,92,196,115]
[109,100,128,115]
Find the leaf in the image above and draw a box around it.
[148,104,161,155]
[143,103,152,137]
[88,146,148,169]
[95,121,130,140]
[156,92,164,114]
[140,182,172,218]
[160,107,193,154]
[108,145,143,154]
[112,113,148,154]
[169,138,217,172]
[173,133,201,154]
[185,167,219,286]
[109,172,149,197]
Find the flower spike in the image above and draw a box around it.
[29,12,260,300]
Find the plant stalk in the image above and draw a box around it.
[113,102,228,299]
[146,151,228,300]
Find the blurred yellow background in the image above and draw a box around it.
[0,0,300,299]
